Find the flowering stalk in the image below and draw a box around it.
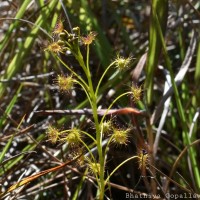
[45,23,136,199]
[84,43,105,198]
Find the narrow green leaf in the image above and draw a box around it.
[0,0,32,50]
[195,40,200,84]
[0,84,22,128]
[145,0,168,105]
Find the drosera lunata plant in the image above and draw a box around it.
[1,1,199,199]
[43,18,196,198]
[44,18,145,199]
[0,1,198,198]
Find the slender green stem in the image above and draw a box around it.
[79,138,96,163]
[56,55,88,88]
[86,45,105,198]
[73,43,105,198]
[74,50,88,76]
[100,92,131,124]
[105,156,138,185]
[95,61,117,96]
[74,80,93,108]
[86,45,90,70]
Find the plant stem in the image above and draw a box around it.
[75,44,105,199]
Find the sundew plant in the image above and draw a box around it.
[0,1,200,200]
[44,20,145,199]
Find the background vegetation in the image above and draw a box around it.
[0,0,200,199]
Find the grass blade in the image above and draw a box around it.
[145,0,168,105]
